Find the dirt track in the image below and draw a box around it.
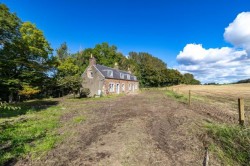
[16,90,228,166]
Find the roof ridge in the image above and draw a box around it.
[96,64,130,74]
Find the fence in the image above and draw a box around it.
[168,87,250,126]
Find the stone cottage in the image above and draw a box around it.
[82,55,139,96]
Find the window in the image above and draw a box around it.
[129,84,132,91]
[122,83,125,92]
[109,83,115,92]
[127,74,130,80]
[134,76,137,81]
[87,68,93,78]
[120,73,124,79]
[107,70,113,77]
[135,84,138,90]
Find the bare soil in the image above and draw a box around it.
[15,90,228,166]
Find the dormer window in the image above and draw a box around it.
[127,74,130,80]
[120,73,124,79]
[107,70,113,77]
[87,68,93,78]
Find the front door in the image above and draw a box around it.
[116,83,120,94]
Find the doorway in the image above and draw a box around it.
[116,83,120,94]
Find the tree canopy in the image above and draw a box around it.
[0,4,53,102]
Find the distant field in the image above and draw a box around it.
[169,83,250,125]
[171,83,250,99]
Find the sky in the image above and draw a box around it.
[1,0,250,83]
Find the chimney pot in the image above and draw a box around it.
[128,67,131,74]
[114,62,119,69]
[89,54,96,66]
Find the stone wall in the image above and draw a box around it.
[103,78,139,95]
[82,66,105,96]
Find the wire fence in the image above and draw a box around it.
[169,88,250,126]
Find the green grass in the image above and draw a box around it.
[72,116,86,124]
[165,90,206,104]
[165,90,188,103]
[0,104,65,165]
[205,123,250,165]
[0,100,59,119]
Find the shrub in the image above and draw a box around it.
[79,88,90,98]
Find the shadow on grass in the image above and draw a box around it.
[0,100,59,118]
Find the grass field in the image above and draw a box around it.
[171,83,250,99]
[167,84,250,165]
[170,83,250,118]
[0,100,65,165]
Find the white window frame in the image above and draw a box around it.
[129,83,132,91]
[109,83,115,92]
[122,83,125,92]
[87,68,93,78]
[127,74,130,80]
[107,70,113,77]
[120,73,124,79]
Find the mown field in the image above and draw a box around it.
[170,83,250,122]
[168,84,250,165]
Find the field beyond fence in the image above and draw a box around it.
[168,84,250,126]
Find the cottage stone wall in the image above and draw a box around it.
[103,78,139,95]
[82,66,105,96]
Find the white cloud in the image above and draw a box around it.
[224,12,250,54]
[176,12,250,83]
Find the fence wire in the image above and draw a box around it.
[172,89,250,126]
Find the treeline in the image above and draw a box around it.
[0,3,200,102]
[235,79,250,84]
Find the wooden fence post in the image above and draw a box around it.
[238,98,245,126]
[203,147,209,166]
[189,90,191,106]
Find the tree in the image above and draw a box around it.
[0,4,22,102]
[0,4,21,46]
[18,84,40,99]
[128,52,168,87]
[92,42,126,69]
[165,69,184,86]
[183,73,200,85]
[56,57,81,97]
[0,4,54,102]
[56,42,69,61]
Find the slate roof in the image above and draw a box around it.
[95,64,137,81]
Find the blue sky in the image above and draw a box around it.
[2,0,250,83]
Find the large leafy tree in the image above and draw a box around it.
[128,52,168,87]
[0,4,21,101]
[56,57,81,97]
[183,73,200,85]
[56,42,68,61]
[72,42,129,73]
[0,4,53,102]
[0,4,20,46]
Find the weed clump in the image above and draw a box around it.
[205,123,250,165]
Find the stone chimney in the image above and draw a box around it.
[114,62,119,69]
[128,67,131,74]
[89,54,96,66]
